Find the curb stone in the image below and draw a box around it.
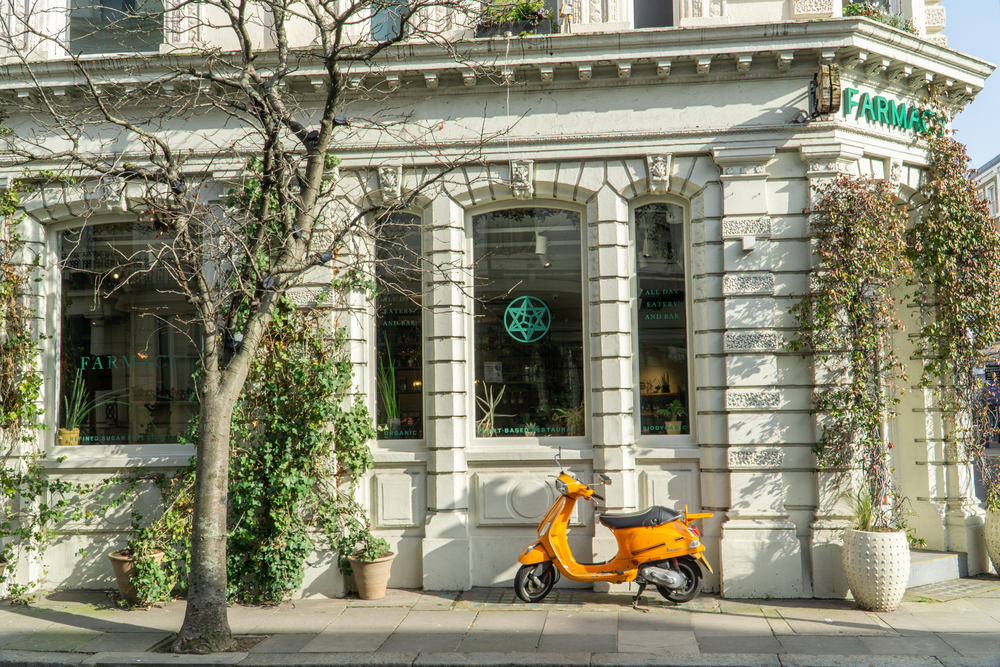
[415,654,592,667]
[593,654,781,667]
[81,653,247,666]
[937,660,1000,667]
[241,654,418,667]
[777,656,945,667]
[0,651,87,667]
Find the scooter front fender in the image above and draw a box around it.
[518,542,551,565]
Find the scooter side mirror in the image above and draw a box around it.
[596,473,612,485]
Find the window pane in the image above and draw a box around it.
[69,0,164,55]
[634,0,673,28]
[371,0,406,41]
[60,224,199,445]
[636,203,689,436]
[375,213,423,440]
[473,208,585,438]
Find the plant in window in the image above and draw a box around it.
[550,401,585,436]
[476,384,511,437]
[60,368,127,446]
[377,334,399,429]
[656,399,687,422]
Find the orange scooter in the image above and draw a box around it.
[515,451,713,605]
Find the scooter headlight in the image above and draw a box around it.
[689,540,701,549]
[555,478,568,496]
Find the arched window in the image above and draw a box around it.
[59,224,199,445]
[472,208,585,438]
[375,213,423,440]
[635,203,689,436]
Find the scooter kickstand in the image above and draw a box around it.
[632,582,648,611]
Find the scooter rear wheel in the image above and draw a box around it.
[656,557,703,603]
[514,563,556,603]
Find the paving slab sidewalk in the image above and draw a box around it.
[0,577,997,667]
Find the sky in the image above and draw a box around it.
[945,1,1000,169]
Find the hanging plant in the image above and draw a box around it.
[788,175,911,529]
[912,106,1000,511]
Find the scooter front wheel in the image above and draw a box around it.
[656,557,703,603]
[514,563,556,603]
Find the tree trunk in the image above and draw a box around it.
[172,385,237,653]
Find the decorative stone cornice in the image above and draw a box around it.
[0,20,987,108]
[722,216,772,238]
[724,331,779,352]
[726,388,781,411]
[723,273,775,295]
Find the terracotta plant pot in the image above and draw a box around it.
[108,549,165,606]
[58,427,80,446]
[985,510,1000,574]
[348,552,395,600]
[842,528,910,612]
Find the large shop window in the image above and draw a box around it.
[69,0,164,55]
[375,213,423,440]
[60,225,199,445]
[473,208,585,438]
[635,203,689,436]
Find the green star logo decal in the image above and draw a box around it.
[504,296,551,344]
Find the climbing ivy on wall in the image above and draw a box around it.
[127,301,385,605]
[913,111,1000,510]
[788,175,911,530]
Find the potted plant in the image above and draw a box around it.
[551,401,585,436]
[657,399,687,435]
[108,542,169,607]
[377,337,400,433]
[336,496,394,600]
[842,486,910,612]
[522,420,538,437]
[475,384,511,437]
[60,368,126,446]
[476,0,552,37]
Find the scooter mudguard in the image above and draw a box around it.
[518,542,551,565]
[693,552,714,573]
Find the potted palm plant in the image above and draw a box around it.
[657,399,687,435]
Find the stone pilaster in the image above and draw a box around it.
[799,145,864,598]
[588,185,637,591]
[421,195,473,590]
[712,147,805,598]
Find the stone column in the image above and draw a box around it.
[421,195,473,590]
[588,185,637,591]
[799,145,865,598]
[712,147,805,598]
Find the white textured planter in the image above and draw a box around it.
[842,528,910,612]
[986,510,1000,574]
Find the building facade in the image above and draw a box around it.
[4,0,995,599]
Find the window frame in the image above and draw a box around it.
[47,218,196,464]
[465,200,591,449]
[62,0,167,58]
[629,195,696,445]
[372,209,427,446]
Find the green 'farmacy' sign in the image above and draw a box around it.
[843,88,935,133]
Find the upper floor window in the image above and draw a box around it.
[371,0,406,41]
[634,0,673,28]
[987,185,997,216]
[69,0,164,55]
[59,224,199,446]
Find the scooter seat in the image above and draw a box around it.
[599,506,680,529]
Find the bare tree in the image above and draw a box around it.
[0,0,499,651]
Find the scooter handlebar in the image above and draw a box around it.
[590,491,604,501]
